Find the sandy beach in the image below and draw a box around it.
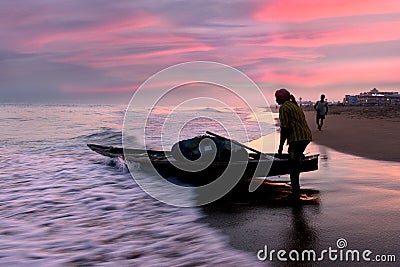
[303,105,400,162]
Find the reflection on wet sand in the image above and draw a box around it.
[284,204,319,267]
[210,180,320,206]
[201,188,321,267]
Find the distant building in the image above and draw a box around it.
[343,88,400,106]
[301,100,314,107]
[343,95,358,106]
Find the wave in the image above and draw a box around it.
[75,128,123,146]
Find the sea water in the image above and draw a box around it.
[0,104,272,266]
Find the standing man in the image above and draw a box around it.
[314,94,328,131]
[275,89,312,199]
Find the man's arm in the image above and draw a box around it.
[325,102,329,115]
[314,101,318,111]
[278,127,289,154]
[278,105,289,155]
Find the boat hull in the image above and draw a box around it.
[88,144,319,186]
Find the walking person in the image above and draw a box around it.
[275,88,312,199]
[314,94,329,131]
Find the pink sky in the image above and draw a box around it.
[1,0,400,104]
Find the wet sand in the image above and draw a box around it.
[201,144,400,266]
[304,106,400,162]
[201,106,400,266]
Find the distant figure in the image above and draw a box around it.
[275,88,312,198]
[314,94,328,131]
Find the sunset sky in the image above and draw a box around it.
[1,0,400,104]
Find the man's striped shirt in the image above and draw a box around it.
[279,101,312,144]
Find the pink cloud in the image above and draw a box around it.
[256,57,400,87]
[3,6,214,70]
[313,58,400,85]
[254,0,400,22]
[53,44,215,69]
[62,85,134,94]
[17,14,165,53]
[264,20,400,47]
[232,45,323,62]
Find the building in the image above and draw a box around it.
[343,88,400,106]
[300,100,314,107]
[343,95,358,106]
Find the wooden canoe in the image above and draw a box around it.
[87,144,319,186]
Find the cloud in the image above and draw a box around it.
[253,0,400,22]
[262,20,400,48]
[0,53,134,101]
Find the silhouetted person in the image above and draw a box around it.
[275,88,312,199]
[314,94,328,131]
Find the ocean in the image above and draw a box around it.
[1,104,399,266]
[0,104,268,266]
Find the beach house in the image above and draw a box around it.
[343,88,400,106]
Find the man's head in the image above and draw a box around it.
[275,88,291,105]
[320,94,326,101]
